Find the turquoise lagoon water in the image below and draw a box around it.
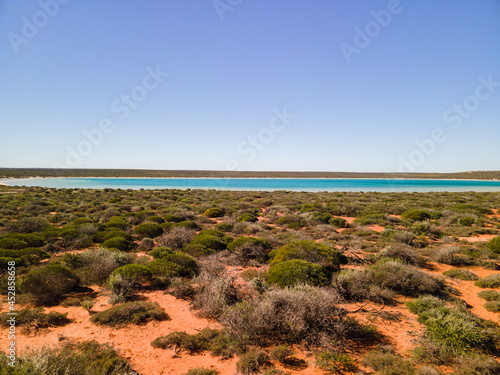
[2,177,500,192]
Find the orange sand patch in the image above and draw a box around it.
[365,225,385,233]
[458,234,497,243]
[342,300,424,356]
[0,290,237,375]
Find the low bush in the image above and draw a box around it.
[442,269,479,281]
[484,301,500,313]
[146,258,183,278]
[0,307,69,328]
[90,301,168,326]
[70,248,134,286]
[486,236,500,254]
[431,246,466,266]
[183,368,219,375]
[102,237,133,252]
[270,345,293,363]
[371,260,442,297]
[167,277,195,299]
[452,354,500,375]
[363,347,416,375]
[407,296,495,353]
[268,240,347,271]
[157,227,196,250]
[236,349,269,375]
[315,351,358,374]
[221,284,348,347]
[21,264,79,305]
[267,259,330,287]
[477,290,500,301]
[475,274,500,288]
[402,209,431,222]
[215,222,233,232]
[377,244,425,266]
[0,340,135,374]
[227,237,272,265]
[133,222,163,238]
[186,230,232,256]
[329,216,348,228]
[204,208,224,218]
[333,269,396,305]
[275,215,307,229]
[237,213,258,223]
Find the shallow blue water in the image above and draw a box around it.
[3,177,500,192]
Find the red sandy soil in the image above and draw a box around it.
[365,225,385,233]
[458,234,497,243]
[0,290,240,375]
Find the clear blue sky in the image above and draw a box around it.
[1,0,499,172]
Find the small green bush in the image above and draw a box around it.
[133,222,163,238]
[267,259,330,287]
[215,222,233,232]
[486,236,500,254]
[236,349,269,375]
[90,301,168,326]
[187,230,232,256]
[442,269,479,281]
[0,307,69,328]
[329,216,348,228]
[316,351,358,374]
[146,259,183,278]
[363,347,416,375]
[204,208,224,218]
[458,217,475,226]
[402,209,431,222]
[269,240,347,271]
[477,290,500,301]
[484,301,500,313]
[270,345,293,363]
[452,354,500,375]
[237,213,258,223]
[183,368,219,375]
[102,237,133,251]
[0,340,135,374]
[475,274,500,288]
[21,264,79,305]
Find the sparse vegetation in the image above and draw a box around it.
[90,301,168,326]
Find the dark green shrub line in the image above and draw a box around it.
[90,301,169,326]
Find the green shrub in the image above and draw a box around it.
[204,208,224,218]
[377,244,425,266]
[106,216,128,230]
[458,217,475,226]
[183,368,219,375]
[452,354,500,375]
[475,274,500,288]
[0,238,28,249]
[333,269,396,305]
[484,301,500,313]
[329,217,348,228]
[276,215,306,229]
[269,240,347,271]
[221,284,347,346]
[102,237,133,251]
[309,212,332,224]
[149,246,174,259]
[236,349,269,375]
[0,247,49,265]
[0,307,69,328]
[407,296,494,353]
[146,215,165,224]
[133,222,163,238]
[486,236,500,254]
[90,301,168,326]
[442,269,479,281]
[187,230,232,256]
[111,264,152,280]
[316,351,358,374]
[215,222,233,232]
[21,264,79,305]
[237,213,258,223]
[363,347,416,375]
[71,248,134,286]
[477,290,500,301]
[0,340,135,374]
[151,331,202,352]
[146,259,183,278]
[371,260,442,297]
[267,259,330,287]
[402,209,431,222]
[109,264,152,299]
[270,345,293,363]
[227,237,272,265]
